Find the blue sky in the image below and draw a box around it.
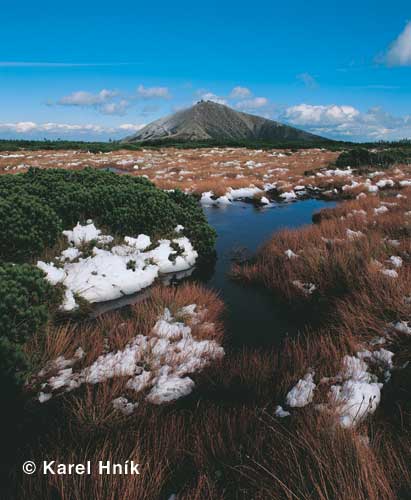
[1,0,410,141]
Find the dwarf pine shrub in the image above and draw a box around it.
[0,194,62,262]
[0,168,216,256]
[0,264,61,391]
[0,264,61,344]
[336,148,409,169]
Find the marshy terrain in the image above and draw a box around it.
[2,144,411,499]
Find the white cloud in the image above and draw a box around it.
[137,85,171,99]
[284,104,359,125]
[0,121,145,138]
[58,89,118,106]
[118,123,146,132]
[282,103,411,140]
[100,99,131,116]
[229,86,252,98]
[7,122,38,133]
[381,22,411,66]
[197,92,227,105]
[235,97,269,110]
[56,89,132,116]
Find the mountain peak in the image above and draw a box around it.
[122,101,329,144]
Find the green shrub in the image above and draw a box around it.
[0,195,62,262]
[167,189,216,255]
[335,148,409,169]
[0,264,61,344]
[0,168,216,256]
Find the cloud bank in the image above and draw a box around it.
[0,121,145,139]
[282,103,411,140]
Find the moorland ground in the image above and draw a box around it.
[2,145,411,499]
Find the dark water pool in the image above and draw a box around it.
[195,199,336,347]
[93,199,335,346]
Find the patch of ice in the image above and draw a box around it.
[392,320,411,335]
[146,371,195,404]
[346,229,364,240]
[329,380,382,428]
[38,392,52,403]
[63,221,105,247]
[374,205,389,215]
[59,247,81,262]
[322,348,394,428]
[285,249,299,259]
[376,179,394,189]
[124,234,151,250]
[389,256,403,268]
[37,262,66,285]
[286,372,316,408]
[324,167,352,177]
[280,190,297,201]
[112,396,139,415]
[274,405,291,418]
[381,269,398,278]
[200,191,216,206]
[227,186,262,200]
[292,280,317,295]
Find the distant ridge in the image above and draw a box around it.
[122,101,330,144]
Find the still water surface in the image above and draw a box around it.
[199,200,335,347]
[94,198,335,346]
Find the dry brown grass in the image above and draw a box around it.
[239,412,411,500]
[3,147,411,206]
[16,341,411,500]
[13,289,411,500]
[233,190,411,318]
[0,147,340,196]
[19,428,171,500]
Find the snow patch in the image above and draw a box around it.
[38,223,198,310]
[37,306,224,406]
[286,372,316,408]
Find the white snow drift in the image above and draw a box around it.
[38,221,198,311]
[38,305,224,409]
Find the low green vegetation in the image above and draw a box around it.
[2,137,411,152]
[0,167,216,259]
[335,147,411,169]
[0,264,61,390]
[0,194,62,262]
[0,139,143,153]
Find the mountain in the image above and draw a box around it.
[122,101,329,144]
